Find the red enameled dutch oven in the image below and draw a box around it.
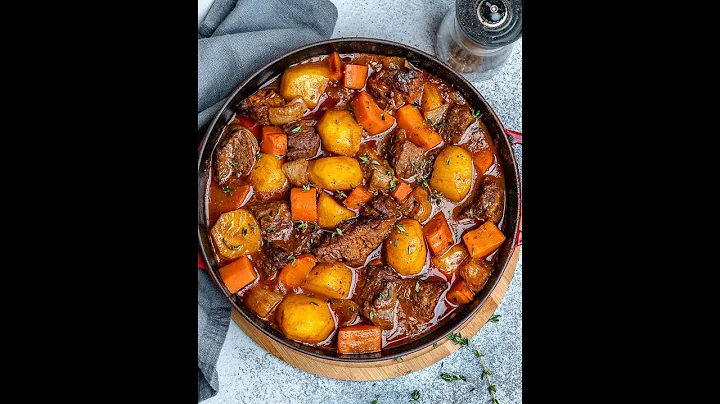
[198,38,522,362]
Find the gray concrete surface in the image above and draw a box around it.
[203,0,522,402]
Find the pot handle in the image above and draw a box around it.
[505,128,522,247]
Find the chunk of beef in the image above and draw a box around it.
[283,120,320,160]
[362,193,403,219]
[276,227,323,256]
[355,266,402,329]
[281,159,309,187]
[239,89,285,126]
[313,196,401,266]
[399,279,446,321]
[324,81,354,105]
[440,105,475,144]
[214,125,259,185]
[358,144,395,193]
[389,137,424,179]
[257,243,289,280]
[463,176,504,224]
[246,202,293,243]
[367,69,424,110]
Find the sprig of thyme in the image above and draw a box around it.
[447,332,469,346]
[440,372,467,382]
[475,350,499,404]
[487,314,501,323]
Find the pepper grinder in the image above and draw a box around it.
[435,0,522,81]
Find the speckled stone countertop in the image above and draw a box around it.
[201,0,522,402]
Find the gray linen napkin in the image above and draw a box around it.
[197,0,337,401]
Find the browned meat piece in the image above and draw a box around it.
[214,125,259,185]
[367,69,423,110]
[257,244,289,280]
[399,279,447,321]
[440,105,475,143]
[355,266,402,329]
[281,159,309,187]
[400,186,432,222]
[362,193,403,219]
[283,120,320,160]
[459,259,492,293]
[246,202,293,243]
[239,89,285,126]
[324,81,354,105]
[463,176,504,224]
[389,137,424,179]
[358,144,395,193]
[313,195,402,266]
[277,227,324,256]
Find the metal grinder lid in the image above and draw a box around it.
[456,0,522,48]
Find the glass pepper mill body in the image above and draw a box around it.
[436,0,522,81]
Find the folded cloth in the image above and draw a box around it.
[197,0,337,402]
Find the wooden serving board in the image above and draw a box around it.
[231,243,520,381]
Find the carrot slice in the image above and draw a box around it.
[337,325,383,354]
[446,279,475,305]
[343,185,374,210]
[473,149,494,174]
[463,221,506,259]
[278,254,317,288]
[343,64,368,90]
[395,105,443,150]
[350,91,395,135]
[260,126,287,155]
[369,258,383,266]
[391,181,413,203]
[423,213,454,256]
[328,52,343,81]
[219,256,257,294]
[290,187,318,222]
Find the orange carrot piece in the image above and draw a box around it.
[328,52,343,81]
[210,183,252,213]
[343,64,369,90]
[395,105,443,150]
[423,213,454,256]
[260,126,287,155]
[446,279,475,305]
[337,325,383,354]
[219,256,257,294]
[391,181,413,203]
[278,254,317,288]
[473,149,494,174]
[463,221,506,259]
[369,258,383,266]
[290,187,318,222]
[343,185,374,210]
[351,91,395,135]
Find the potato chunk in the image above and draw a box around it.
[317,192,355,229]
[276,294,335,343]
[303,261,353,299]
[429,146,473,202]
[245,286,284,318]
[210,209,262,259]
[316,109,363,156]
[384,218,427,276]
[307,156,363,190]
[279,62,330,108]
[250,153,288,193]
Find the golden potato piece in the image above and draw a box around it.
[210,209,262,259]
[276,294,335,343]
[384,218,427,276]
[303,261,353,299]
[429,146,473,202]
[316,109,363,156]
[431,244,469,277]
[250,153,288,193]
[279,62,330,108]
[307,156,363,190]
[317,192,356,229]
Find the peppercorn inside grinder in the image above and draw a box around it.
[435,0,522,81]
